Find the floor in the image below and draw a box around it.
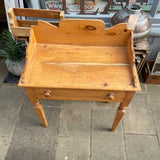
[0,63,160,160]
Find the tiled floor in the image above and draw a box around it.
[0,63,160,160]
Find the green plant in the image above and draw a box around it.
[0,29,25,63]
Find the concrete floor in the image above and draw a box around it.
[0,63,160,160]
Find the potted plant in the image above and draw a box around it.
[0,29,26,76]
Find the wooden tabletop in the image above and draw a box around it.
[19,43,140,91]
[18,20,141,92]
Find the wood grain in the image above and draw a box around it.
[13,8,64,19]
[32,88,126,102]
[127,32,137,87]
[111,105,126,132]
[34,102,48,127]
[33,20,131,46]
[18,19,141,131]
[18,20,140,91]
[10,26,30,37]
[7,8,64,40]
[20,29,37,84]
[17,20,59,27]
[33,44,129,64]
[120,91,135,107]
[19,45,140,91]
[111,91,135,131]
[24,87,38,103]
[8,8,18,27]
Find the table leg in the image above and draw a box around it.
[24,88,48,127]
[111,104,126,132]
[111,91,135,132]
[34,102,48,127]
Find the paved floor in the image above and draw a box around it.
[0,63,160,160]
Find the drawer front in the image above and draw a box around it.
[33,88,126,102]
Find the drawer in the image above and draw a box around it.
[32,88,126,102]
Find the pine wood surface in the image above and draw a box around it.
[8,8,64,40]
[34,102,48,127]
[13,8,64,19]
[19,20,140,91]
[18,43,140,91]
[18,18,141,131]
[32,88,127,102]
[32,20,130,46]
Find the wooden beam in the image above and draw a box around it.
[17,19,59,27]
[11,26,30,37]
[13,8,64,19]
[8,8,18,26]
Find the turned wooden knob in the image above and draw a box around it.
[44,90,51,97]
[108,93,115,100]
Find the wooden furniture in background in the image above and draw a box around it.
[7,8,64,41]
[151,52,160,74]
[18,18,141,132]
[134,38,150,75]
[142,52,160,84]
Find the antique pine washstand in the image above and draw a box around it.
[18,15,141,132]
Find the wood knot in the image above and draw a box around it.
[85,25,96,31]
[107,32,116,36]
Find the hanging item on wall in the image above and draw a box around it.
[78,0,99,15]
[40,0,69,13]
[76,0,97,11]
[45,0,61,10]
[40,0,61,10]
[111,4,151,42]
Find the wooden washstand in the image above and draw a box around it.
[18,16,141,132]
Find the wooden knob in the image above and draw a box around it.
[108,93,115,100]
[44,90,51,97]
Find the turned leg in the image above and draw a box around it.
[111,104,126,132]
[24,88,48,128]
[34,102,48,127]
[111,92,135,132]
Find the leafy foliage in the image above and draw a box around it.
[0,29,26,62]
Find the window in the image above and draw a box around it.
[4,0,160,35]
[38,0,160,17]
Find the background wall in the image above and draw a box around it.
[3,0,160,60]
